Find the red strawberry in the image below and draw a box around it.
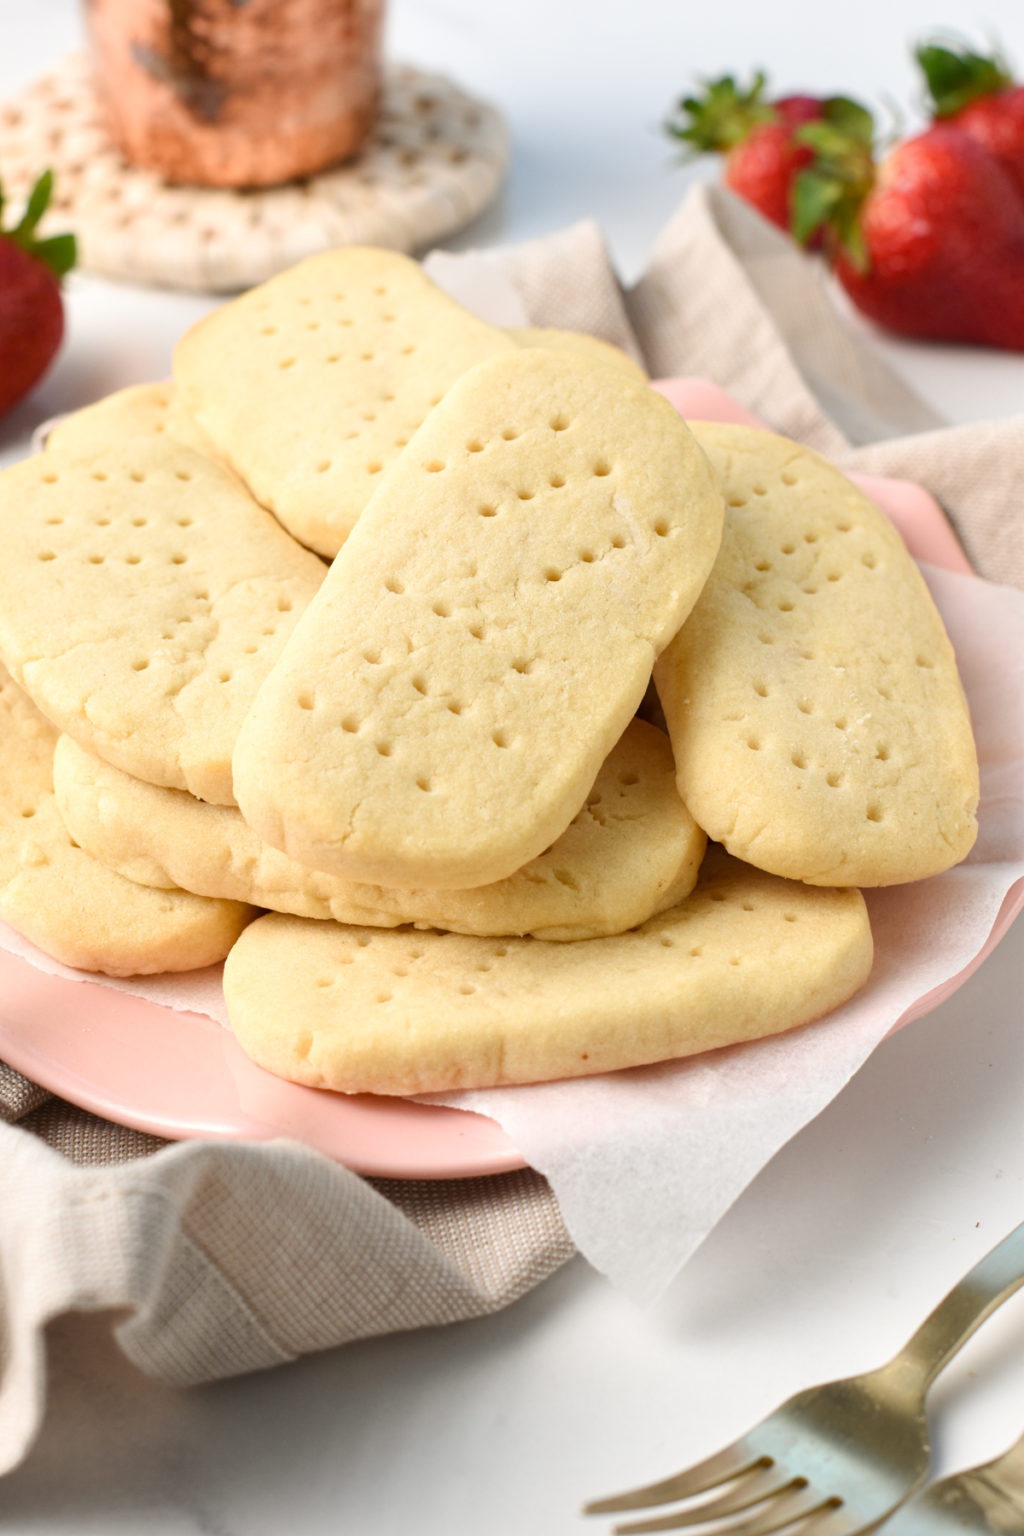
[0,169,76,419]
[665,74,835,236]
[795,114,1024,349]
[916,39,1024,204]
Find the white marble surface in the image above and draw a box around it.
[2,0,1024,1530]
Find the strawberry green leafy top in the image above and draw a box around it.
[0,169,76,279]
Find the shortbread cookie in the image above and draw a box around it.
[0,666,253,975]
[222,848,873,1095]
[174,247,516,557]
[508,328,647,381]
[53,720,705,940]
[0,439,326,805]
[233,348,724,888]
[654,424,979,885]
[46,382,216,459]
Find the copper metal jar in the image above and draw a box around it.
[85,0,386,187]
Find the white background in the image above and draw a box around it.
[2,2,1024,1532]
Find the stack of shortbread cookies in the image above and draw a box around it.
[0,249,979,1095]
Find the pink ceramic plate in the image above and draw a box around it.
[0,951,519,1178]
[0,379,1018,1178]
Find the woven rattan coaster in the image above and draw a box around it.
[0,53,508,292]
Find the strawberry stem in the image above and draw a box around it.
[665,73,777,154]
[792,99,876,269]
[0,169,77,279]
[915,39,1014,117]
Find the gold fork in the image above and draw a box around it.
[878,1427,1024,1534]
[584,1220,1024,1536]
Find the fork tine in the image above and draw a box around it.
[584,1445,768,1514]
[613,1489,842,1536]
[597,1469,807,1532]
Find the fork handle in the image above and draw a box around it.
[894,1220,1024,1389]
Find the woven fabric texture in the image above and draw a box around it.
[0,54,509,291]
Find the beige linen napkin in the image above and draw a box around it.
[2,181,1021,1476]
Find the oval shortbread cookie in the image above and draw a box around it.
[222,848,873,1095]
[233,348,724,889]
[654,424,979,885]
[0,439,326,805]
[46,382,217,459]
[174,247,516,557]
[0,666,253,976]
[53,720,705,940]
[508,327,647,381]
